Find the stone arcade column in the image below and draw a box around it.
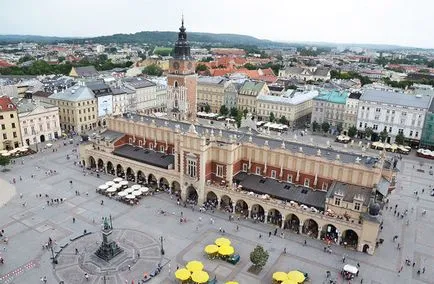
[281,216,286,230]
[299,224,303,235]
[264,211,268,224]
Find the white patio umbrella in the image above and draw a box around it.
[0,150,8,154]
[120,180,129,186]
[2,153,10,157]
[106,187,117,193]
[131,184,141,190]
[113,184,122,190]
[132,190,142,196]
[105,181,115,186]
[118,191,128,197]
[98,184,109,190]
[141,187,149,193]
[113,177,123,183]
[125,194,136,199]
[124,187,134,193]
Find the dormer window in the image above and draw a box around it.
[354,202,361,211]
[334,197,341,206]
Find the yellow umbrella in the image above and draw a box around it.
[287,270,305,283]
[204,244,219,254]
[218,245,235,256]
[215,237,231,246]
[282,280,298,284]
[272,271,288,282]
[186,260,204,272]
[226,282,239,284]
[175,268,191,281]
[191,270,209,284]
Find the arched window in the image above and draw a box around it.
[174,81,178,87]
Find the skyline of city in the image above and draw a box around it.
[1,0,434,49]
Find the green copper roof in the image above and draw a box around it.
[314,90,349,104]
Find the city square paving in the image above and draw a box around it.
[0,138,433,283]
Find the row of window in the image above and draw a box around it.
[334,197,361,211]
[1,132,18,140]
[0,114,14,119]
[1,122,16,130]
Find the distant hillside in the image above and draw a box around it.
[0,34,74,44]
[82,31,289,48]
[0,31,290,48]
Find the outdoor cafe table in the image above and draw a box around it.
[105,181,115,186]
[118,191,128,197]
[98,184,109,191]
[141,187,149,193]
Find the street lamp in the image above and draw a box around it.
[50,245,57,266]
[160,236,165,255]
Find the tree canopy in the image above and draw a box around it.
[321,122,330,133]
[142,64,163,76]
[348,126,358,138]
[250,245,269,269]
[395,132,405,145]
[0,155,10,170]
[219,105,229,116]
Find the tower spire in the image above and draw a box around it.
[182,13,184,28]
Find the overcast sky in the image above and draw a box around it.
[1,0,433,48]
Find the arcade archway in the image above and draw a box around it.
[126,167,135,182]
[159,177,169,190]
[302,219,319,239]
[268,208,282,226]
[186,185,198,204]
[284,213,300,233]
[251,204,265,222]
[137,171,146,184]
[107,161,114,175]
[89,156,96,169]
[116,164,124,177]
[342,229,359,248]
[235,200,248,217]
[148,174,157,188]
[205,191,218,210]
[220,195,233,213]
[322,224,339,244]
[172,181,181,196]
[97,159,104,171]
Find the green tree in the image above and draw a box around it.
[201,57,214,62]
[380,129,389,142]
[58,56,65,63]
[336,122,343,134]
[364,127,373,138]
[269,112,275,122]
[250,245,269,269]
[204,104,211,113]
[235,111,243,128]
[321,122,330,133]
[244,63,257,70]
[230,107,239,118]
[279,116,288,125]
[395,132,405,145]
[219,105,229,116]
[243,109,248,118]
[348,126,358,138]
[0,155,10,171]
[18,54,35,63]
[195,63,208,72]
[142,64,163,76]
[312,121,320,132]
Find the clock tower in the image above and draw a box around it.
[166,17,197,121]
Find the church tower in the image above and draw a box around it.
[166,17,197,122]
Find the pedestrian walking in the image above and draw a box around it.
[342,255,346,263]
[73,217,75,223]
[283,247,286,254]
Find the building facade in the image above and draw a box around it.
[80,114,395,255]
[256,90,318,128]
[356,89,432,144]
[343,92,361,132]
[420,99,434,149]
[0,96,22,150]
[166,19,197,121]
[311,90,349,131]
[122,77,157,114]
[16,99,61,145]
[237,81,269,114]
[47,84,98,134]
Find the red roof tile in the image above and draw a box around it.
[0,96,17,112]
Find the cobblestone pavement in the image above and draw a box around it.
[0,137,433,283]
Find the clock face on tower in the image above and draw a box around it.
[187,62,193,70]
[173,61,180,70]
